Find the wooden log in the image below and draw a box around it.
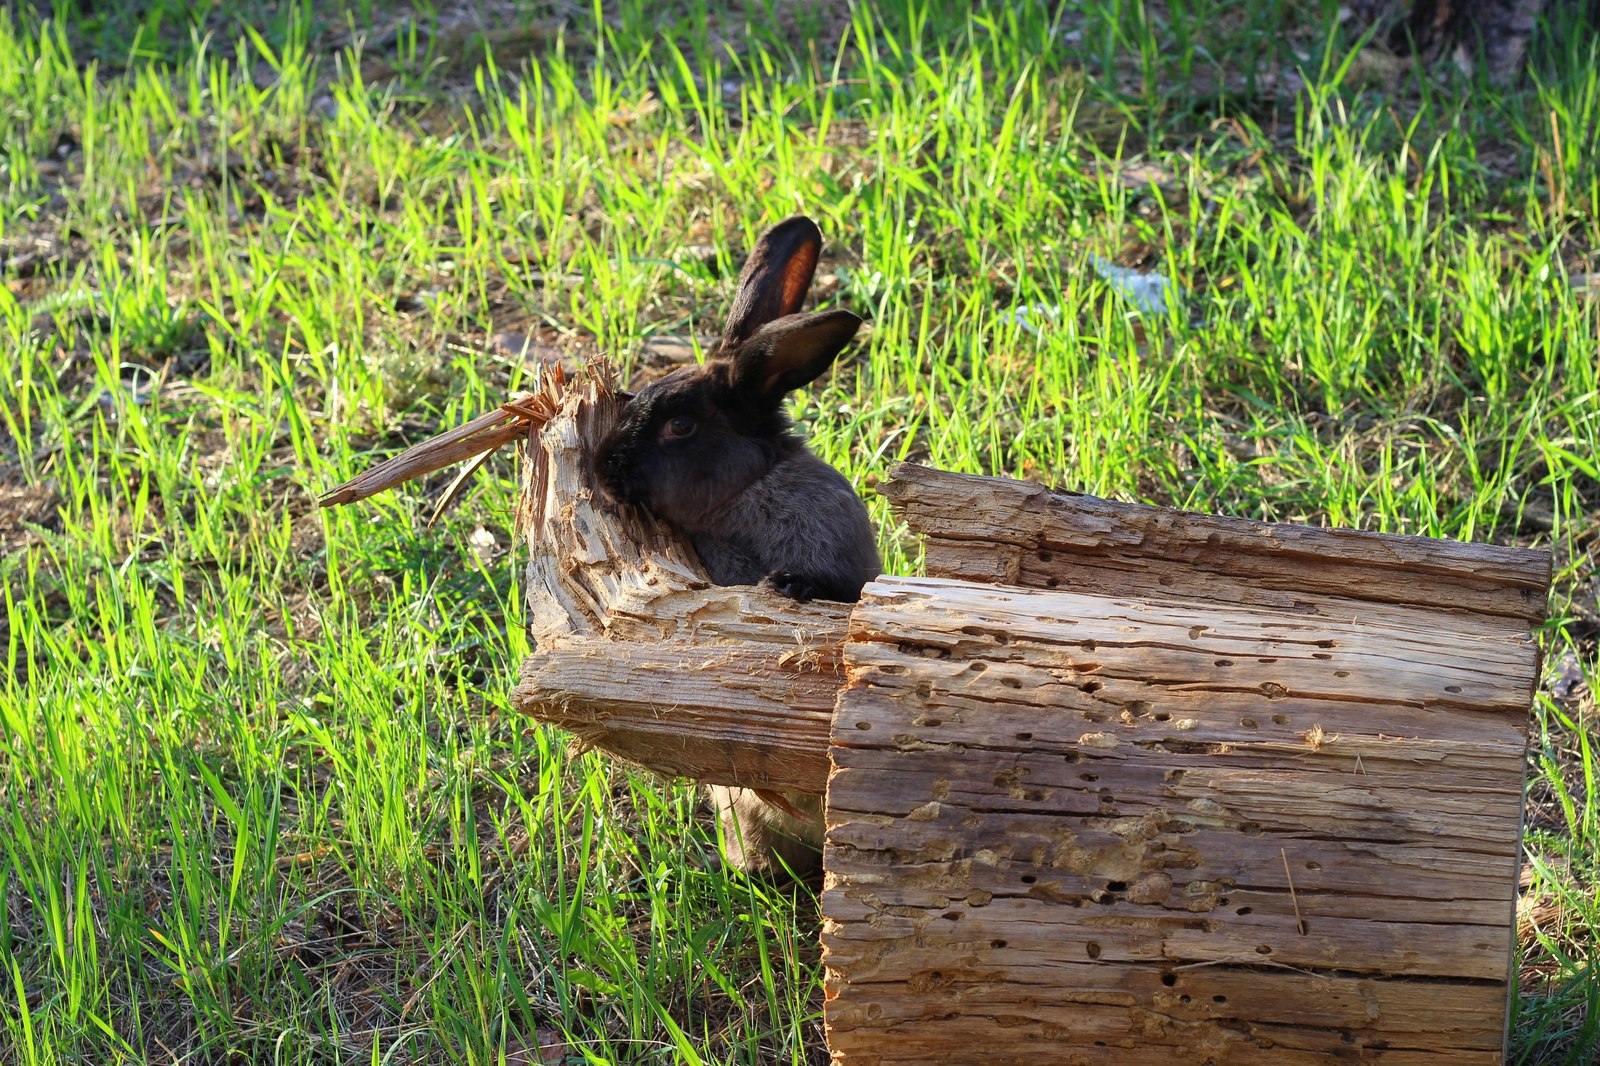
[508,376,843,794]
[505,400,1550,1060]
[819,576,1544,1064]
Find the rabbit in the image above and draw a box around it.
[594,215,881,876]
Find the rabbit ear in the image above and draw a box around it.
[729,309,862,405]
[721,216,824,348]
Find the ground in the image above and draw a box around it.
[0,0,1596,1063]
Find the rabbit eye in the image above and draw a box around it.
[662,416,697,440]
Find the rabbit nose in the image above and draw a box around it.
[595,453,637,504]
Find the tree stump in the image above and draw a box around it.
[510,380,1552,1064]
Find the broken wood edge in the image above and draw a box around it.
[509,376,849,795]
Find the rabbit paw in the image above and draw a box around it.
[761,571,820,603]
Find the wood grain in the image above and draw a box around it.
[821,576,1542,1064]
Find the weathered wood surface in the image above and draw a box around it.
[508,377,843,794]
[820,576,1542,1064]
[505,394,1550,1061]
[882,462,1552,627]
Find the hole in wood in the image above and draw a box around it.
[1154,711,1171,722]
[968,661,986,672]
[1081,680,1103,693]
[1241,718,1259,729]
[1334,669,1350,678]
[1161,974,1177,987]
[855,721,871,730]
[1002,678,1022,689]
[1086,943,1102,959]
[1313,652,1332,660]
[1237,906,1254,915]
[1037,550,1052,562]
[1445,684,1462,693]
[942,911,961,921]
[1259,682,1288,698]
[1305,861,1322,871]
[1256,945,1272,955]
[1316,639,1336,648]
[1271,714,1289,724]
[991,939,1008,949]
[1258,657,1278,664]
[1213,995,1228,1005]
[1021,875,1037,884]
[1016,731,1033,741]
[1081,772,1098,782]
[1214,659,1234,667]
[1106,881,1127,892]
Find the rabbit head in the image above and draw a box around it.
[595,216,862,534]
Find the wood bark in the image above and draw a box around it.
[508,377,845,794]
[819,576,1544,1064]
[881,462,1551,629]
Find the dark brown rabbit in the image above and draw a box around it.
[594,215,881,876]
[595,216,880,605]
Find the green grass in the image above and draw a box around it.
[1,0,1596,1061]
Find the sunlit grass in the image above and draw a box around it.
[2,1,1597,1062]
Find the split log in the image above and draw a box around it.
[507,387,1550,1063]
[818,467,1548,1064]
[819,576,1542,1063]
